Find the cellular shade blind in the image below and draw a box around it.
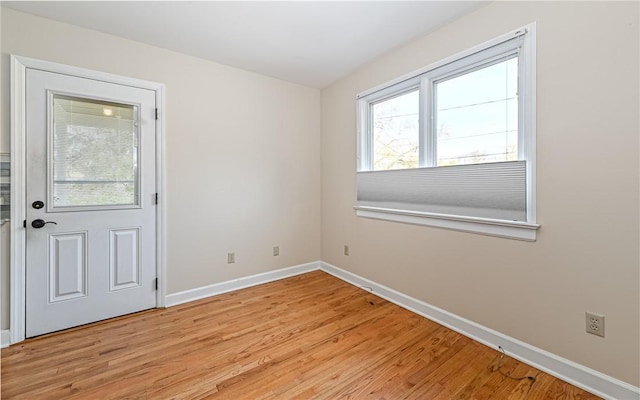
[357,161,527,221]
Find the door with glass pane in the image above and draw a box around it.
[25,69,157,337]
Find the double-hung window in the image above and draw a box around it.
[356,24,539,240]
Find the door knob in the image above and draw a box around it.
[31,219,57,229]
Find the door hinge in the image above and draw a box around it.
[155,108,158,120]
[154,193,158,205]
[154,278,158,291]
[23,220,26,228]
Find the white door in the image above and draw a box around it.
[25,69,157,337]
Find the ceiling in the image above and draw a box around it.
[2,1,487,88]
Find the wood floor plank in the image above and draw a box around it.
[1,270,601,399]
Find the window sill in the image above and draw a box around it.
[354,206,540,241]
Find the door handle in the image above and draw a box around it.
[31,219,58,229]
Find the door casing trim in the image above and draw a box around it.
[10,55,167,344]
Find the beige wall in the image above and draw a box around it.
[0,8,321,325]
[321,1,639,386]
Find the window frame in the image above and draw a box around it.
[360,77,422,171]
[355,23,538,240]
[427,51,521,166]
[47,91,142,212]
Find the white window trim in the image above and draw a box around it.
[355,23,538,241]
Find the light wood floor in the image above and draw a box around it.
[2,270,600,399]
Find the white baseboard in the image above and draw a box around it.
[165,261,321,307]
[1,329,11,348]
[319,261,639,400]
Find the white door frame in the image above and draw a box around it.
[10,55,167,344]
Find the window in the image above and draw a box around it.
[51,94,140,210]
[356,24,539,241]
[435,56,518,166]
[372,89,419,170]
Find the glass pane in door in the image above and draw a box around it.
[51,95,139,208]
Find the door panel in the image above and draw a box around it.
[25,68,157,338]
[49,232,87,302]
[109,228,141,291]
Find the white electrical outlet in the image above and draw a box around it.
[273,246,279,256]
[586,312,604,337]
[344,245,349,256]
[227,252,235,264]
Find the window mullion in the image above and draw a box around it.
[420,76,436,167]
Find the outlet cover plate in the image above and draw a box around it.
[586,312,604,337]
